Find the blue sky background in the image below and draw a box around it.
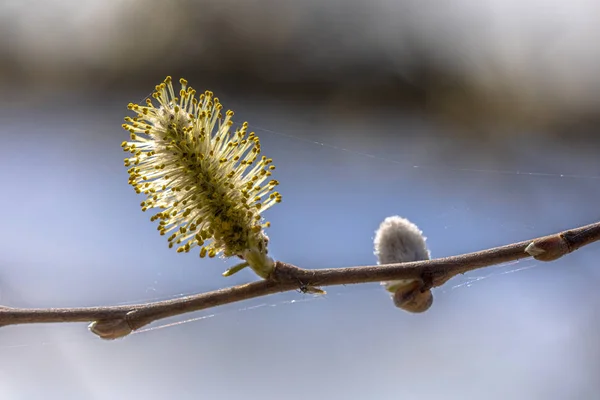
[0,91,598,399]
[1,1,600,398]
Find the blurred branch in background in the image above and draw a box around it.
[2,0,600,134]
[1,220,598,340]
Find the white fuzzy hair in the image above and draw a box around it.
[374,216,430,265]
[374,216,430,291]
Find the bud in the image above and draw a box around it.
[374,216,433,313]
[524,236,569,262]
[89,318,132,340]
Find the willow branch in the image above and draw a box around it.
[1,221,599,339]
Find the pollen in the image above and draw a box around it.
[121,77,280,276]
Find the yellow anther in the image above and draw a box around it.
[123,76,279,266]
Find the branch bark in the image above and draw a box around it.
[1,221,599,339]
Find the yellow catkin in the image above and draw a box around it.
[121,77,281,277]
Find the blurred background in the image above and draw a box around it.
[1,0,599,399]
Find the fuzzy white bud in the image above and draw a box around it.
[374,216,433,313]
[374,216,430,266]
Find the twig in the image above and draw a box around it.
[1,221,599,339]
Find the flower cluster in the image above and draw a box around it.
[121,76,281,277]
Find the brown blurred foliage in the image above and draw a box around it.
[1,0,600,137]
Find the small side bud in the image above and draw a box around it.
[525,236,570,262]
[393,279,433,313]
[374,216,433,313]
[89,318,132,340]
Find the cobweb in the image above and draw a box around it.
[130,122,570,335]
[2,101,597,350]
[7,121,593,351]
[143,110,600,327]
